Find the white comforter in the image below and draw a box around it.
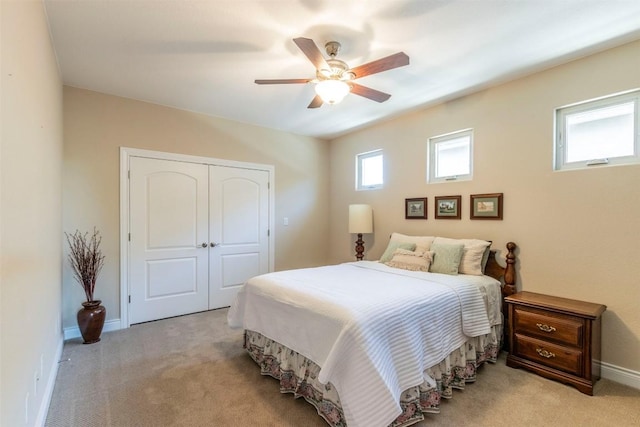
[227,261,501,427]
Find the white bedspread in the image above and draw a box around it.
[227,261,501,427]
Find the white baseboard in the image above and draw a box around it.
[35,337,63,427]
[599,360,640,390]
[63,318,122,341]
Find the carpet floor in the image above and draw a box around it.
[46,308,640,426]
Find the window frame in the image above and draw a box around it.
[356,149,383,191]
[427,128,473,184]
[554,89,640,171]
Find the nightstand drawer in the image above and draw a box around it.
[514,333,583,376]
[513,306,583,347]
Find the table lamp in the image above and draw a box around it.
[348,204,373,260]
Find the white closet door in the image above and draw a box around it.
[129,157,209,324]
[208,166,270,309]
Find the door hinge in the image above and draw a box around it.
[128,233,131,241]
[128,295,131,303]
[268,182,270,190]
[267,229,270,237]
[128,170,130,179]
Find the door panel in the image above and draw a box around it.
[222,179,260,243]
[146,172,201,248]
[129,157,209,324]
[146,258,197,297]
[209,166,269,308]
[221,253,260,288]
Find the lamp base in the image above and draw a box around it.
[354,233,365,261]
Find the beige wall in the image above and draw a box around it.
[329,40,640,372]
[62,87,330,329]
[1,1,64,425]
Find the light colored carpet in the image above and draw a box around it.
[46,308,640,427]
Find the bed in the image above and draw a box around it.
[227,235,517,427]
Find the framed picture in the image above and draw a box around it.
[470,193,503,220]
[405,197,427,219]
[435,195,461,219]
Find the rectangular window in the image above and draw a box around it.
[427,129,473,183]
[356,149,383,190]
[555,89,640,170]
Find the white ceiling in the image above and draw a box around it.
[44,0,640,140]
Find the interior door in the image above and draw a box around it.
[129,157,209,324]
[209,166,270,308]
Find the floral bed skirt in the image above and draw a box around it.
[244,324,502,427]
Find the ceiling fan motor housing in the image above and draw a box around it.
[317,58,354,82]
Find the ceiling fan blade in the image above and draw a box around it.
[349,52,409,79]
[350,83,391,103]
[293,37,330,70]
[255,78,310,84]
[307,95,323,109]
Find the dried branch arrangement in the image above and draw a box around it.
[65,228,105,302]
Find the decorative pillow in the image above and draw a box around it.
[481,246,492,273]
[380,242,417,263]
[433,237,491,276]
[429,242,465,275]
[386,249,434,272]
[388,232,435,254]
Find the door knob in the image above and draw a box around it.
[201,243,207,248]
[210,242,217,247]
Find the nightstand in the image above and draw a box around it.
[505,291,606,395]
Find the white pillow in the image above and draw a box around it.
[433,237,491,276]
[388,232,435,254]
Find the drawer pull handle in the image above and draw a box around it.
[536,348,556,359]
[536,323,556,333]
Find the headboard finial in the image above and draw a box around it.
[503,242,517,297]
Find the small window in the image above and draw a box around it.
[427,129,473,183]
[356,149,383,190]
[555,89,640,171]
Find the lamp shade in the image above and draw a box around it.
[349,204,373,234]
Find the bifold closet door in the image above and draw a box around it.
[129,157,209,324]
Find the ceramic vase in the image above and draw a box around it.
[77,300,106,344]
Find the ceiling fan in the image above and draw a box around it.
[255,37,410,108]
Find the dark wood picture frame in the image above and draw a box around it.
[405,197,427,219]
[470,193,503,220]
[434,195,461,219]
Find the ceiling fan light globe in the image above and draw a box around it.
[315,80,350,105]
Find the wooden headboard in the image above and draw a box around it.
[484,241,517,301]
[484,241,517,349]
